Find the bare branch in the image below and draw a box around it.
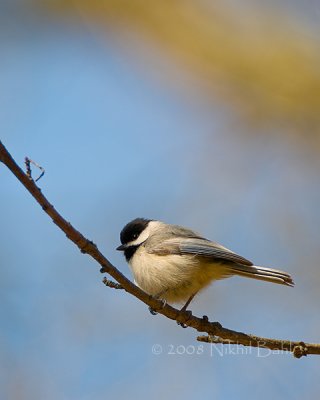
[102,277,124,290]
[1,140,319,358]
[24,157,45,182]
[197,336,320,359]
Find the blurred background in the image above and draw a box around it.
[1,0,320,398]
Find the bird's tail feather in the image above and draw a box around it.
[230,264,294,287]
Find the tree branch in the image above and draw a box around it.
[1,140,319,358]
[197,336,317,358]
[102,277,124,290]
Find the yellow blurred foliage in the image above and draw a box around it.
[40,0,320,135]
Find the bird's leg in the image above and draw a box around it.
[148,290,167,315]
[180,292,197,313]
[177,292,198,328]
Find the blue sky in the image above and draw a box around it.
[1,2,320,399]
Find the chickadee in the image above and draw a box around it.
[117,218,294,311]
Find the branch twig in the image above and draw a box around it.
[102,277,124,290]
[1,140,319,358]
[24,157,45,182]
[197,336,311,358]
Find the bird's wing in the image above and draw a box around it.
[147,237,253,266]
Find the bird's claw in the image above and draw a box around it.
[177,322,188,328]
[159,298,167,308]
[149,306,158,315]
[177,310,192,328]
[148,298,167,315]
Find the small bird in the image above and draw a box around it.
[117,218,294,311]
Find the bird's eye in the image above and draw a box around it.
[132,233,138,240]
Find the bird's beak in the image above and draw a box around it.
[116,244,127,251]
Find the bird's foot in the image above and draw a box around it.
[148,298,167,315]
[148,306,158,315]
[177,310,193,328]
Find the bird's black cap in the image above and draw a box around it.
[119,218,152,246]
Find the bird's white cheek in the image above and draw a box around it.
[126,221,164,247]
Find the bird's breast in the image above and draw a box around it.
[129,246,229,303]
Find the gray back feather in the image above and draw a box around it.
[145,224,253,266]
